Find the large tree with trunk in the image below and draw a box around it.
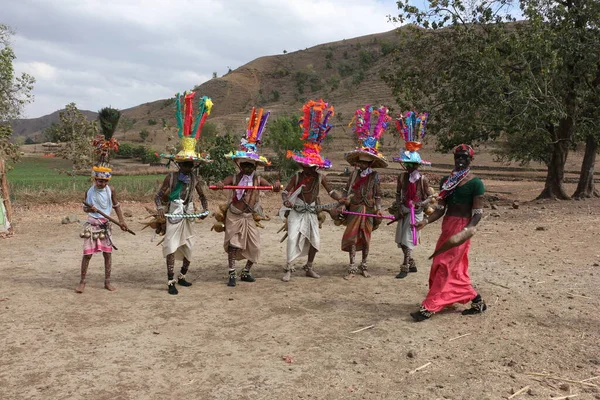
[384,0,600,199]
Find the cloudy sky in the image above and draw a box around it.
[5,0,405,118]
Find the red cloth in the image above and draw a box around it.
[422,216,477,313]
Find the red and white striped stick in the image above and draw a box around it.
[209,185,281,191]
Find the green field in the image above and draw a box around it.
[7,157,165,202]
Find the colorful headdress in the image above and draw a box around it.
[225,107,270,166]
[92,107,121,180]
[286,99,334,169]
[344,104,391,169]
[393,111,431,166]
[453,143,475,159]
[160,91,212,163]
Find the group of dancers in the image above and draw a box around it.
[76,95,487,322]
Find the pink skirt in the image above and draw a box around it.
[82,217,112,255]
[422,216,477,313]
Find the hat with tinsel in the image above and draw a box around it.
[225,107,270,166]
[160,91,212,164]
[344,104,391,169]
[92,107,121,180]
[286,99,334,169]
[393,111,431,166]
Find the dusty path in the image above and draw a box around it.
[1,181,599,399]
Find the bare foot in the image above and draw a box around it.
[104,281,117,291]
[360,270,371,278]
[75,282,86,293]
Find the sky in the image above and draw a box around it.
[4,0,403,119]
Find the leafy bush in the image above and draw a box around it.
[338,62,354,77]
[139,129,149,142]
[352,70,365,85]
[116,142,135,157]
[140,147,160,164]
[271,90,280,101]
[197,134,236,184]
[327,75,340,90]
[380,41,396,56]
[263,115,303,180]
[359,50,375,67]
[147,119,157,125]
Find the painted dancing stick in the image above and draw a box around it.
[209,185,283,191]
[83,201,136,235]
[409,200,418,246]
[342,210,395,220]
[165,211,210,218]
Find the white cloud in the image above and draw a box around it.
[4,0,401,118]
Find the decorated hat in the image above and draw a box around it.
[344,104,391,169]
[393,111,431,166]
[92,107,121,180]
[225,107,270,166]
[160,91,212,163]
[286,99,334,169]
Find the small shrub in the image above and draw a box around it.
[338,62,354,77]
[325,60,332,69]
[148,119,157,125]
[271,90,280,101]
[352,70,365,85]
[139,129,150,142]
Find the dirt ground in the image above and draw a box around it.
[1,175,600,400]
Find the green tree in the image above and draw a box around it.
[197,134,236,184]
[263,115,303,180]
[385,0,600,199]
[49,103,97,186]
[119,116,135,133]
[0,24,35,162]
[139,128,149,142]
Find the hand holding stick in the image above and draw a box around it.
[83,201,136,235]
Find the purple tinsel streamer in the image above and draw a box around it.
[256,111,270,142]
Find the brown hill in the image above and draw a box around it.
[13,28,408,158]
[11,109,98,141]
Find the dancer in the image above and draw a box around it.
[410,144,486,321]
[341,105,391,279]
[392,111,432,279]
[156,91,211,295]
[281,100,345,281]
[76,107,128,293]
[216,107,280,287]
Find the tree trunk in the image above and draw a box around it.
[537,121,571,200]
[0,159,14,235]
[572,134,600,199]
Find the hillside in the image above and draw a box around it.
[11,109,98,141]
[12,28,408,157]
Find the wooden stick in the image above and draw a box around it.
[550,395,578,400]
[448,333,472,341]
[409,362,431,374]
[524,373,598,388]
[580,376,600,382]
[484,278,511,289]
[507,386,529,399]
[567,293,589,299]
[82,201,136,235]
[350,325,375,334]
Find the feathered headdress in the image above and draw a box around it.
[286,99,334,168]
[160,91,213,163]
[344,104,391,168]
[92,107,121,180]
[393,111,431,166]
[225,107,271,166]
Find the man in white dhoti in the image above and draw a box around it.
[155,91,211,295]
[280,100,345,282]
[156,162,209,295]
